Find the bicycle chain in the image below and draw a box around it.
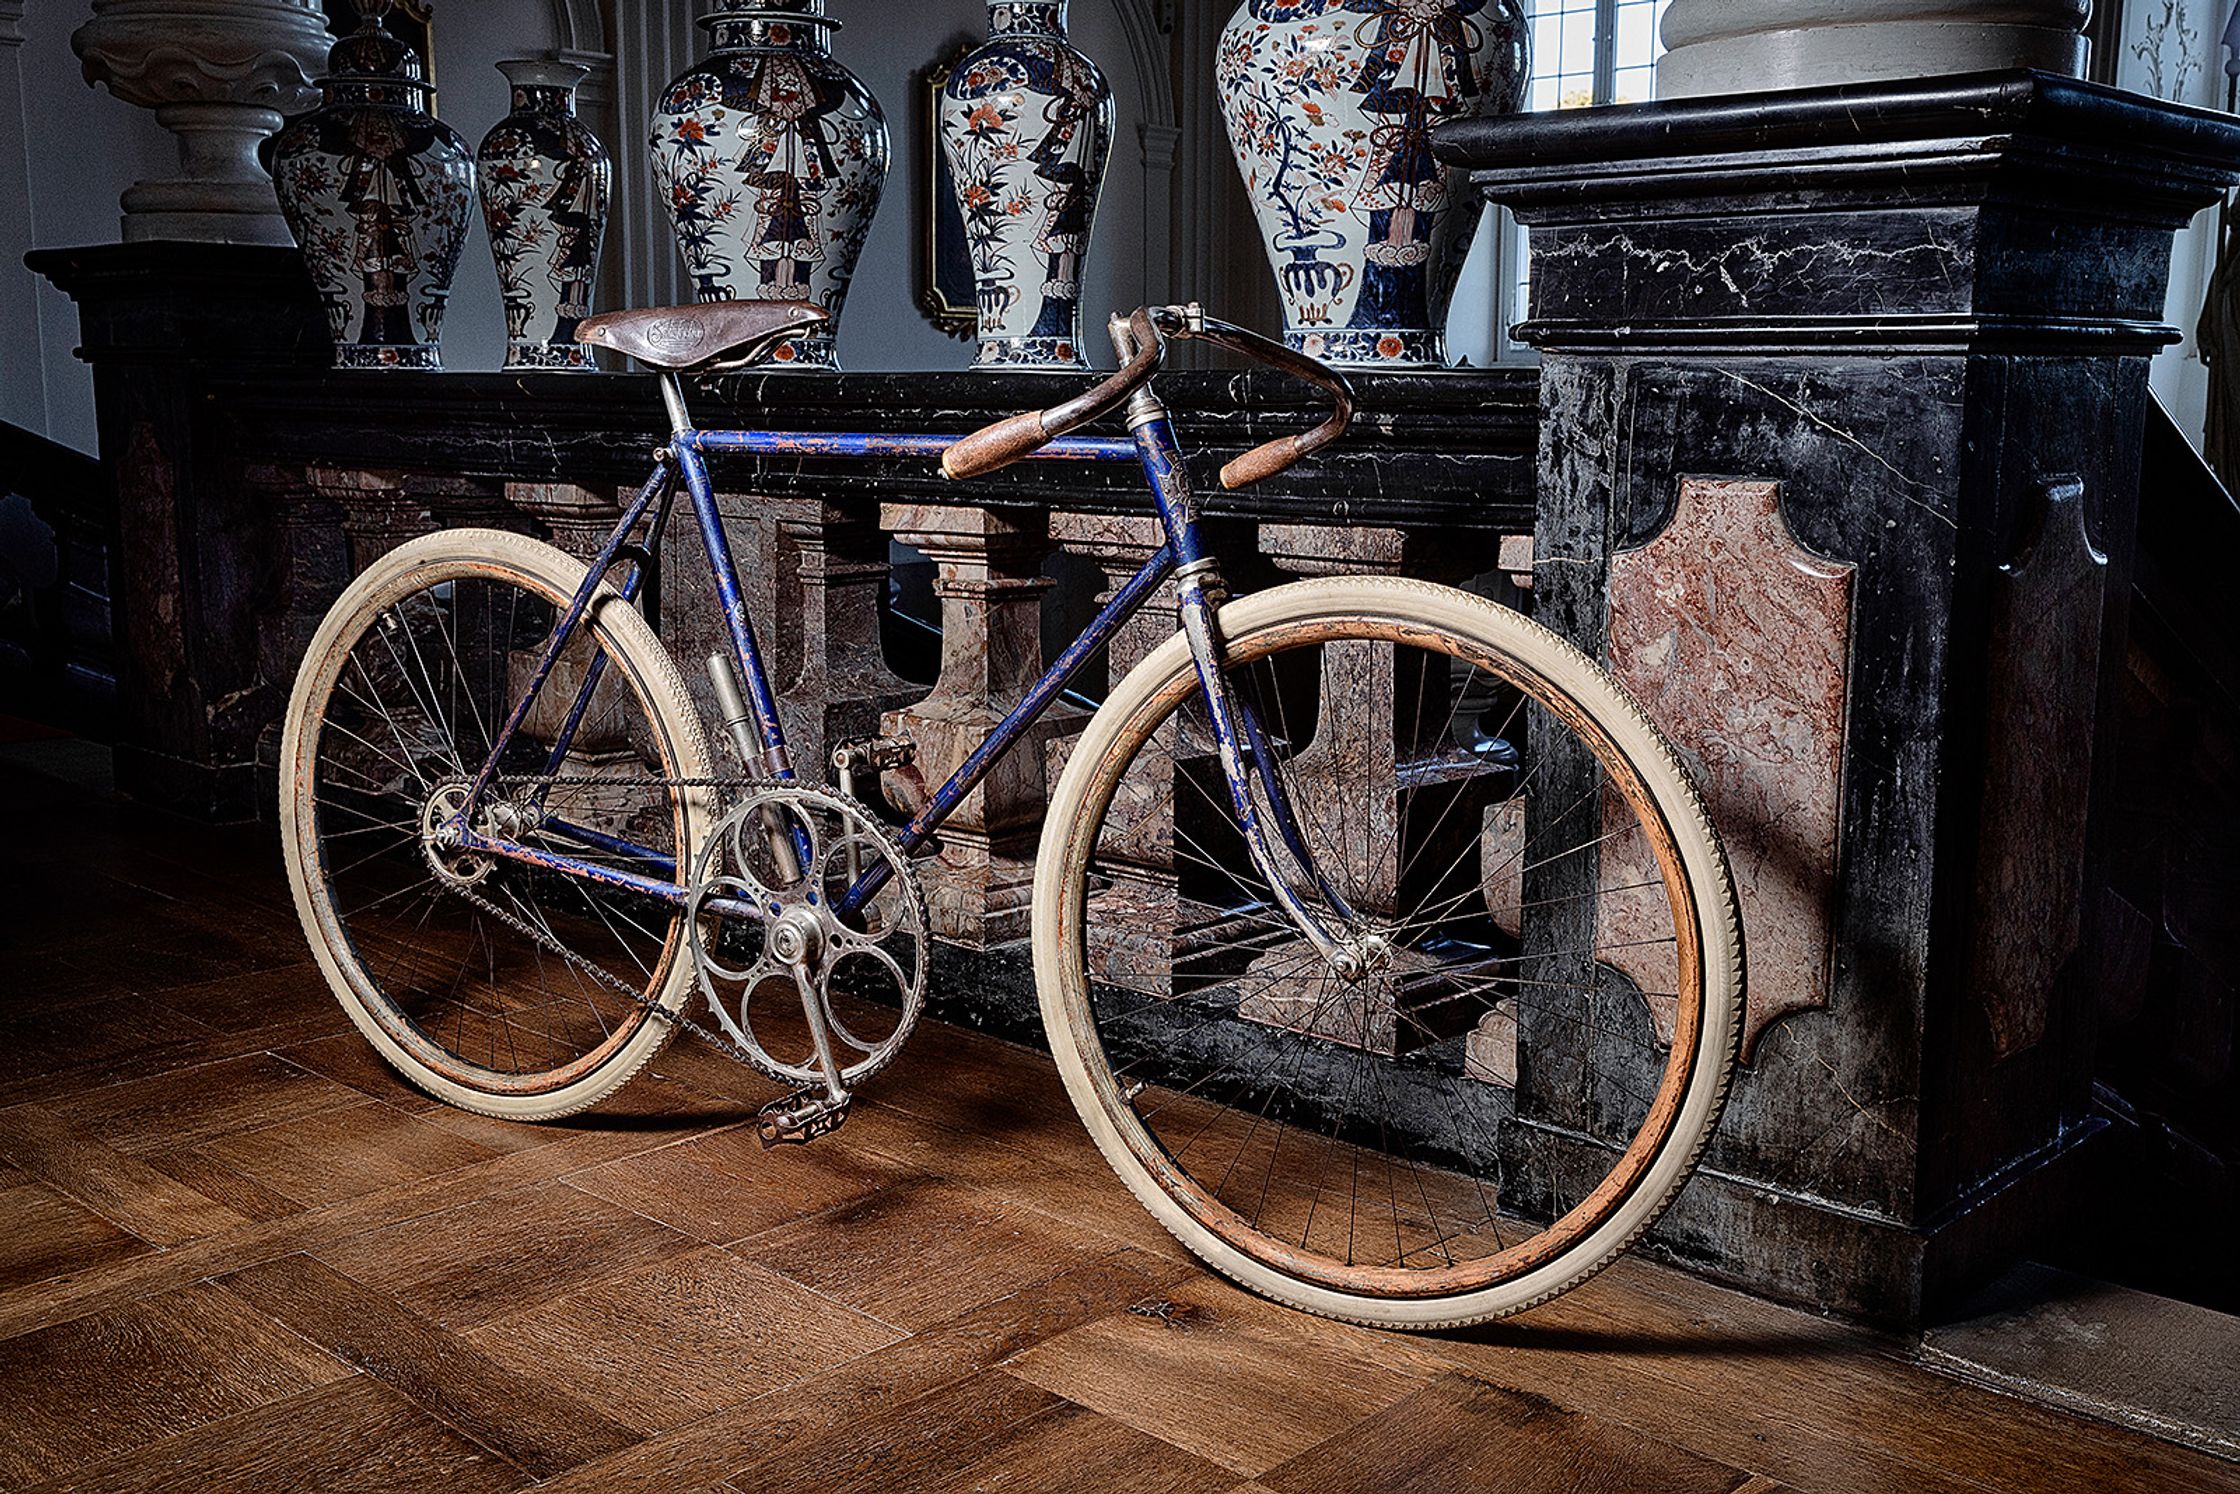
[426,773,779,1074]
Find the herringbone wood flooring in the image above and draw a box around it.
[1,740,2233,1493]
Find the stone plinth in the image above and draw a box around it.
[1440,70,2240,1326]
[72,0,332,245]
[1657,0,2088,99]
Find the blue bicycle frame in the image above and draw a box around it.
[449,369,1356,962]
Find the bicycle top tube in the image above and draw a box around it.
[685,429,1141,464]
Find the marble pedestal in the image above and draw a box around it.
[1440,70,2240,1326]
[28,243,331,819]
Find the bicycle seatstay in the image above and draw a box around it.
[461,459,674,812]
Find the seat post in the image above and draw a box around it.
[658,372,694,436]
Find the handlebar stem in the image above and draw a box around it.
[941,303,1355,488]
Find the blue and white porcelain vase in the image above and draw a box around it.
[477,59,610,371]
[649,0,888,370]
[939,1,1113,371]
[1216,0,1527,368]
[271,0,475,370]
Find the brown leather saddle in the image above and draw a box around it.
[576,301,829,372]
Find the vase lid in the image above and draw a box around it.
[707,0,836,17]
[496,57,591,91]
[323,0,426,85]
[989,0,1068,28]
[697,2,842,45]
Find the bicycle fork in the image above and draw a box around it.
[1118,331,1371,983]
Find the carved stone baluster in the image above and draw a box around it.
[770,496,918,780]
[507,479,622,560]
[312,467,428,574]
[880,503,1070,946]
[1469,530,1534,1087]
[1047,513,1180,992]
[413,473,517,534]
[1234,525,1509,1066]
[503,480,637,805]
[252,464,344,679]
[654,490,914,783]
[249,462,340,796]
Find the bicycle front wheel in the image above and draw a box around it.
[280,528,715,1121]
[1034,575,1742,1328]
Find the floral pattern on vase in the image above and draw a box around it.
[478,59,611,371]
[1217,0,1527,368]
[649,0,888,370]
[271,0,475,370]
[940,1,1113,371]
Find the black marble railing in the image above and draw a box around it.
[0,421,111,734]
[188,362,1539,950]
[204,365,1539,532]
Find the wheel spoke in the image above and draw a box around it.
[1053,590,1737,1321]
[290,552,702,1110]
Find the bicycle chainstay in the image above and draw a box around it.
[425,773,796,1077]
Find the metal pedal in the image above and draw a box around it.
[756,1087,852,1148]
[830,734,916,778]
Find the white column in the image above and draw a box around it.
[0,0,47,433]
[71,0,332,245]
[607,0,698,312]
[1657,0,2089,100]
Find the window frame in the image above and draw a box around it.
[1484,0,1670,364]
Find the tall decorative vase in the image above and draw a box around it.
[478,59,611,370]
[1217,0,1527,368]
[939,1,1113,371]
[649,0,888,370]
[270,0,474,369]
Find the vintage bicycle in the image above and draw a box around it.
[279,301,1742,1328]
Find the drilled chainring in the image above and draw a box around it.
[684,784,929,1091]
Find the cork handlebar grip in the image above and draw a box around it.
[941,411,1051,481]
[1221,437,1307,491]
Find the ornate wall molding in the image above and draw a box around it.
[548,0,605,54]
[1110,0,1176,307]
[606,0,696,312]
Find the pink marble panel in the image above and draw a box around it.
[1599,478,1855,1060]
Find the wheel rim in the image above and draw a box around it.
[1055,606,1711,1302]
[297,559,693,1097]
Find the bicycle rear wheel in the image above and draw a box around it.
[1034,575,1742,1327]
[279,529,715,1120]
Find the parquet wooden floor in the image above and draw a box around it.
[1,743,2234,1493]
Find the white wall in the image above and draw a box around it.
[746,0,1159,372]
[2,2,174,453]
[0,0,1168,443]
[2116,0,2231,447]
[430,0,563,373]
